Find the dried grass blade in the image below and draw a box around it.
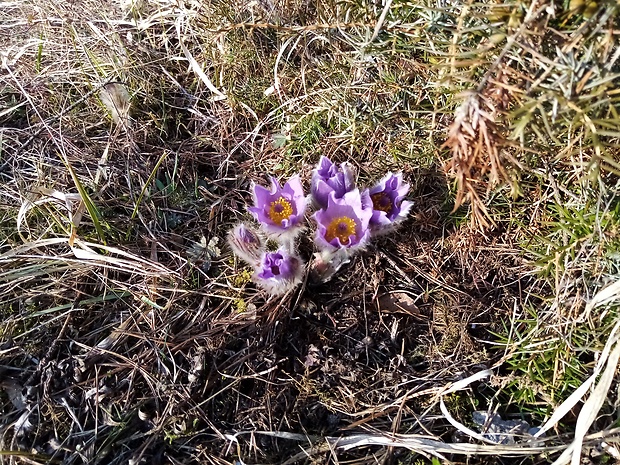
[549,321,620,465]
[583,280,620,320]
[16,189,82,239]
[73,238,175,275]
[328,432,564,455]
[1,238,70,259]
[440,398,496,444]
[441,369,493,395]
[535,320,620,438]
[569,341,620,465]
[176,22,226,101]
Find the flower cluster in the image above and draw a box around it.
[228,157,412,295]
[227,178,306,296]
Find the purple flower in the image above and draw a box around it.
[369,173,413,228]
[227,223,264,265]
[253,249,304,295]
[313,189,373,251]
[248,176,307,237]
[311,156,356,208]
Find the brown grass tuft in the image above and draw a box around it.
[443,87,511,230]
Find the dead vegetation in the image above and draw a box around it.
[1,0,620,464]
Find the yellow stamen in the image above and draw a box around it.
[268,197,293,224]
[371,192,393,214]
[325,216,357,245]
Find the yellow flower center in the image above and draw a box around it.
[325,216,357,245]
[268,197,293,224]
[371,192,393,214]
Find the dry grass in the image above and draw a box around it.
[1,0,620,464]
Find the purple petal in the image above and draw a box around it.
[253,249,304,295]
[315,156,337,178]
[370,209,391,226]
[282,175,307,218]
[324,173,348,198]
[248,176,306,237]
[368,172,413,228]
[311,179,335,209]
[247,204,269,225]
[313,190,372,250]
[228,223,264,265]
[311,157,357,208]
[252,183,273,207]
[391,199,413,222]
[237,223,261,244]
[360,188,373,211]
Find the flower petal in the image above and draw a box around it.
[252,183,273,207]
[227,223,264,265]
[311,157,357,207]
[249,176,306,237]
[368,172,413,231]
[311,178,335,208]
[253,249,304,295]
[313,189,372,251]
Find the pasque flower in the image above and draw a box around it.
[227,223,264,266]
[253,249,304,295]
[248,176,307,237]
[311,156,356,208]
[229,161,413,288]
[313,189,373,251]
[369,172,413,229]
